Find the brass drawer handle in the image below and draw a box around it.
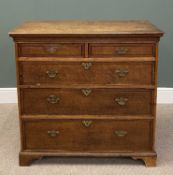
[47,130,59,137]
[116,47,128,54]
[47,95,60,104]
[82,120,93,127]
[81,89,92,96]
[115,69,128,78]
[47,47,58,54]
[115,97,128,106]
[114,130,127,137]
[81,62,92,70]
[46,70,58,78]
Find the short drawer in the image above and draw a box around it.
[23,119,153,151]
[18,43,85,57]
[20,88,153,115]
[89,44,155,57]
[19,61,154,86]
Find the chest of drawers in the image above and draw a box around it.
[9,20,163,166]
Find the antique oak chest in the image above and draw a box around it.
[9,21,163,166]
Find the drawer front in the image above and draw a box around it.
[89,44,155,57]
[24,119,152,151]
[21,88,153,115]
[18,43,85,57]
[20,61,154,85]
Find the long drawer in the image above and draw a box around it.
[19,61,154,85]
[23,119,153,151]
[20,88,153,115]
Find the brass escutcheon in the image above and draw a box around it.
[81,89,92,96]
[81,62,92,70]
[82,120,93,127]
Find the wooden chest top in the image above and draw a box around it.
[9,20,163,37]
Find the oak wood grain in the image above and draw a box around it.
[9,20,163,36]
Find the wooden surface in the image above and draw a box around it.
[9,20,163,166]
[9,20,163,36]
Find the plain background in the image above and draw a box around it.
[0,0,172,87]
